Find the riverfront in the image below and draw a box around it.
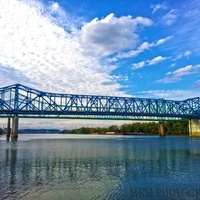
[1,134,200,200]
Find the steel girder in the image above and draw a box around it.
[0,84,199,120]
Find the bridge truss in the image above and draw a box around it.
[0,84,199,121]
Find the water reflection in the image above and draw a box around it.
[190,137,200,155]
[0,136,200,199]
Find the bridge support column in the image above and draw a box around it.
[11,115,18,139]
[189,119,200,136]
[159,121,165,136]
[6,117,11,138]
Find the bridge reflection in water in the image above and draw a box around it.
[0,84,200,138]
[1,136,200,199]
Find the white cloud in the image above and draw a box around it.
[157,64,200,83]
[148,56,166,66]
[166,65,199,76]
[138,89,200,100]
[184,51,192,56]
[155,36,173,45]
[172,50,191,61]
[117,36,173,59]
[162,9,178,25]
[170,0,200,55]
[184,9,199,19]
[132,61,146,70]
[193,80,200,88]
[47,2,67,20]
[151,3,168,14]
[0,0,130,97]
[111,75,129,82]
[80,13,152,57]
[50,2,59,11]
[132,56,166,70]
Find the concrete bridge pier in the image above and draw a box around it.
[11,115,19,139]
[6,117,11,139]
[189,119,200,136]
[159,121,165,136]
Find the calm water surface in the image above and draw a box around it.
[0,134,200,200]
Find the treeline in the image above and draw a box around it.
[62,121,189,135]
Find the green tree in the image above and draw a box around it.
[108,125,119,132]
[62,121,188,135]
[164,121,188,135]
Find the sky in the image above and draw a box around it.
[0,0,200,129]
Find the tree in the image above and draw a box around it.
[164,121,188,135]
[108,125,119,132]
[62,121,189,135]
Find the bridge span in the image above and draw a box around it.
[0,84,200,138]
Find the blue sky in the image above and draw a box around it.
[0,0,200,128]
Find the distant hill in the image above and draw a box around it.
[19,129,61,134]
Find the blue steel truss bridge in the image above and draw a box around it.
[0,84,200,121]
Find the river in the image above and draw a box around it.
[0,134,200,200]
